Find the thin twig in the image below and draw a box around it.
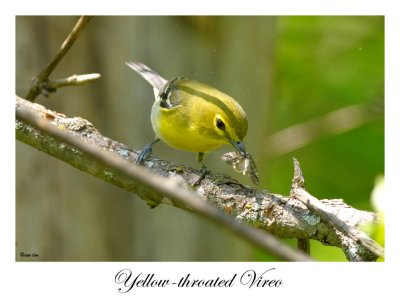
[48,73,101,88]
[38,73,101,96]
[25,16,94,101]
[266,102,383,158]
[15,96,312,262]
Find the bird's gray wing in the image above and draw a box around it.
[125,61,168,98]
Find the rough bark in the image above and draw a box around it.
[16,96,382,261]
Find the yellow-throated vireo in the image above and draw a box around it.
[126,61,255,183]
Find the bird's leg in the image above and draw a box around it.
[136,138,160,165]
[193,152,210,186]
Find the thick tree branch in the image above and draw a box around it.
[16,96,382,261]
[16,96,311,262]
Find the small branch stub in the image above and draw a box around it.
[291,157,305,192]
[291,158,310,255]
[37,73,101,97]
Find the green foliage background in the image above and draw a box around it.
[16,16,384,261]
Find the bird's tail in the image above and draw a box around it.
[125,61,168,98]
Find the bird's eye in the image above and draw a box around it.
[216,118,225,130]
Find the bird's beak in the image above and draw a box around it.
[230,140,247,156]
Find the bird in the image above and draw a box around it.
[126,61,249,181]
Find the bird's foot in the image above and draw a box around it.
[136,139,160,165]
[192,165,210,186]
